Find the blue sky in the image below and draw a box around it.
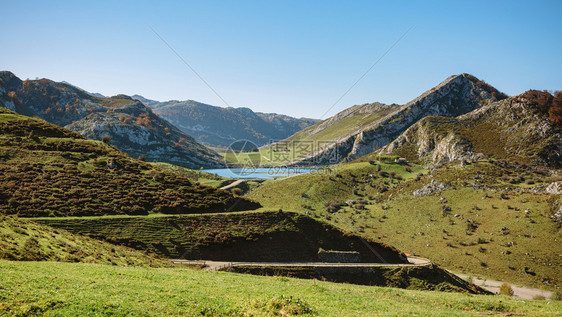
[1,0,561,118]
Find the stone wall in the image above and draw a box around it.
[318,250,361,263]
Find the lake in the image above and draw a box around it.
[202,167,320,179]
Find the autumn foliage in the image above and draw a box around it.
[136,113,155,128]
[517,90,562,126]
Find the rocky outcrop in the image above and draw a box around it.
[377,93,561,168]
[546,182,562,195]
[413,181,450,197]
[290,74,506,165]
[0,71,223,169]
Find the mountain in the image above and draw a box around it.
[0,107,260,217]
[270,74,508,165]
[371,90,561,168]
[132,95,318,148]
[0,71,223,168]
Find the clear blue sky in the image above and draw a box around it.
[2,0,561,118]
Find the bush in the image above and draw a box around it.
[499,283,514,296]
[231,188,243,196]
[551,290,562,301]
[101,135,111,144]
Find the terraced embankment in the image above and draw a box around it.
[35,211,405,262]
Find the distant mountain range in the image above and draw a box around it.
[0,71,223,168]
[132,95,318,148]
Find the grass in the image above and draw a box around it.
[248,162,562,291]
[1,260,560,316]
[248,161,426,212]
[150,162,230,187]
[0,215,170,267]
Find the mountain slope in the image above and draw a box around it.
[0,71,223,168]
[0,107,260,217]
[371,91,561,167]
[247,159,562,291]
[269,74,507,165]
[133,95,318,148]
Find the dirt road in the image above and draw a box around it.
[453,273,553,300]
[170,256,431,270]
[220,179,245,190]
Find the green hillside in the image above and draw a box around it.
[260,104,396,163]
[1,261,560,316]
[150,162,229,187]
[0,215,170,267]
[0,108,260,217]
[247,161,562,291]
[36,211,405,263]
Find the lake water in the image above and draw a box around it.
[202,167,320,179]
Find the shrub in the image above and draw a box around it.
[551,290,562,301]
[499,283,514,296]
[101,135,111,144]
[231,188,243,196]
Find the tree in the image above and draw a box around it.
[231,188,243,196]
[101,135,111,144]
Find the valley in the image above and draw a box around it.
[0,71,560,316]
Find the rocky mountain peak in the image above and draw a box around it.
[290,73,508,165]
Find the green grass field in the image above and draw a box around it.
[2,260,560,316]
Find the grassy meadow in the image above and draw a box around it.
[248,161,562,291]
[1,260,560,316]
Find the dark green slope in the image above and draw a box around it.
[0,107,260,217]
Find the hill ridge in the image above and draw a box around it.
[0,71,223,168]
